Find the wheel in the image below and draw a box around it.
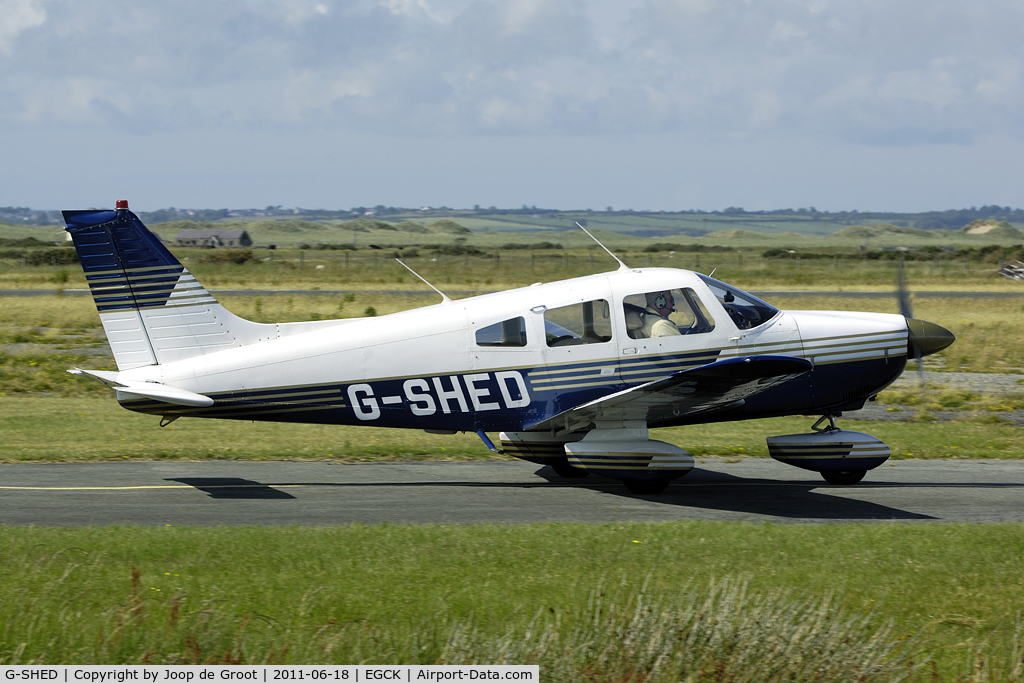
[624,478,671,495]
[821,469,867,486]
[551,460,590,479]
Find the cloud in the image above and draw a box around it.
[0,0,1021,148]
[0,0,46,56]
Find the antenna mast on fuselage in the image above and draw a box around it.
[395,258,453,304]
[575,221,630,271]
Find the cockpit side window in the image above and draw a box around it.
[476,317,528,347]
[544,300,613,347]
[697,275,780,330]
[623,288,716,339]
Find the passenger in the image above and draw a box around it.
[641,291,682,337]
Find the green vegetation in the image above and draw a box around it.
[2,523,1024,678]
[2,243,1023,295]
[2,396,1021,463]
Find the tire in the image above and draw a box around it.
[624,478,671,495]
[551,460,590,479]
[821,469,867,486]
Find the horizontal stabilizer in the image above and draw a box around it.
[69,367,214,407]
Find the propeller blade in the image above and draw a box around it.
[896,255,914,320]
[914,345,925,390]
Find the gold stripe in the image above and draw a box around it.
[529,361,622,378]
[542,379,620,391]
[128,404,344,417]
[530,372,607,385]
[215,388,344,402]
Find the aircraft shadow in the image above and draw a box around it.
[166,477,297,500]
[533,467,938,520]
[166,470,1024,521]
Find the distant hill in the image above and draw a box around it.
[960,219,1024,239]
[147,218,472,247]
[828,224,940,241]
[703,229,773,240]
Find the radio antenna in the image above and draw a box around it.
[575,221,629,271]
[395,259,452,304]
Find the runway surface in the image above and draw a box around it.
[2,459,1023,525]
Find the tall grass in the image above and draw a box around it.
[443,578,924,682]
[0,554,924,680]
[3,523,1024,678]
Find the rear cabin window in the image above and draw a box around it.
[623,288,716,339]
[544,300,613,347]
[476,317,528,347]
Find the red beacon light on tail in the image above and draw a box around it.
[116,200,129,209]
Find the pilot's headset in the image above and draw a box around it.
[646,291,674,315]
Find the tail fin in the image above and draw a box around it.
[64,201,271,370]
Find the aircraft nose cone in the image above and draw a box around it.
[906,318,955,358]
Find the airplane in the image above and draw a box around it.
[62,201,955,494]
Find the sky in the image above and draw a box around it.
[1,0,1022,213]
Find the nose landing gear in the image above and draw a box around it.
[767,415,890,486]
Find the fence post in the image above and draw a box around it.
[300,251,305,268]
[964,256,969,272]
[344,251,349,267]
[833,256,838,270]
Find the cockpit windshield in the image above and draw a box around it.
[697,275,780,330]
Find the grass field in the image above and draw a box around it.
[2,395,1023,463]
[2,244,1022,293]
[2,523,1024,679]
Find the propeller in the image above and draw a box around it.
[896,255,925,388]
[897,255,956,399]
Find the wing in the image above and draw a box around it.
[527,355,812,434]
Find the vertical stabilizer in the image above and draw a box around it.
[63,201,272,370]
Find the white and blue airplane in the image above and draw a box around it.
[63,201,954,494]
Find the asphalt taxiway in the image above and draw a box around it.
[1,459,1022,525]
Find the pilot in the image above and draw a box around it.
[641,290,682,338]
